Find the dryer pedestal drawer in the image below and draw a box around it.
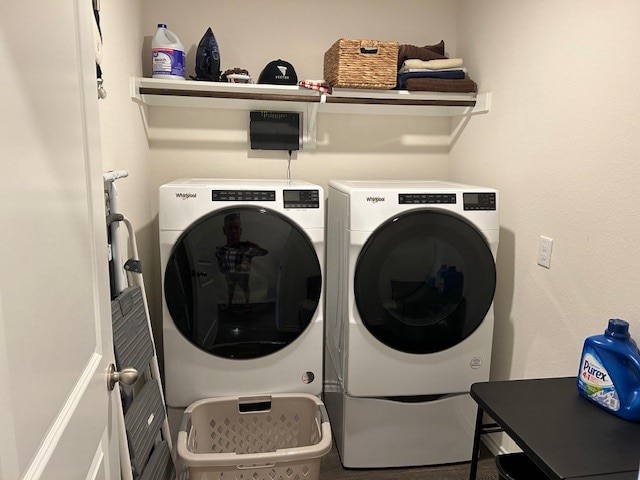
[329,389,477,468]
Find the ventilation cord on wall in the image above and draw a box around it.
[287,150,292,181]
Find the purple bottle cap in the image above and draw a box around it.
[606,318,630,339]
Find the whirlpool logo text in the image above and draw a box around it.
[175,192,197,200]
[366,196,385,203]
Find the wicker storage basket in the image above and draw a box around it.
[176,394,332,480]
[324,38,399,89]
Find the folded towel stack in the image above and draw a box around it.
[396,40,477,93]
[299,79,332,94]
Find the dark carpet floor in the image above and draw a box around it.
[319,441,499,480]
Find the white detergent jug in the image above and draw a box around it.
[152,24,185,80]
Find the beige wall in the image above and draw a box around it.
[99,1,640,448]
[98,1,158,335]
[452,0,640,383]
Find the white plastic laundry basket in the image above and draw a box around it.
[176,393,332,480]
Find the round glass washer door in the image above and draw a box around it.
[164,206,321,359]
[354,209,496,354]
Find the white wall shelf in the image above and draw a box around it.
[131,77,490,149]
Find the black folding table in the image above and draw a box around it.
[469,377,640,480]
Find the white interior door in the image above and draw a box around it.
[0,0,120,479]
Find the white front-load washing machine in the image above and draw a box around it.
[324,180,499,468]
[160,179,324,408]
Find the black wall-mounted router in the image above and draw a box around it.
[249,111,301,151]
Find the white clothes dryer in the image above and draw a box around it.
[160,179,324,408]
[324,179,499,467]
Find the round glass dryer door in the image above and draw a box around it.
[164,206,321,359]
[354,210,495,354]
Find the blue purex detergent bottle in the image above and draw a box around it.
[577,319,640,422]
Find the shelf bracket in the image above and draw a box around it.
[469,92,491,116]
[448,92,492,149]
[130,76,143,105]
[302,102,318,150]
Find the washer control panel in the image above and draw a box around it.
[210,189,320,208]
[283,189,320,209]
[212,190,276,202]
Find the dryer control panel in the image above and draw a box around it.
[399,193,456,204]
[463,192,496,210]
[398,192,497,210]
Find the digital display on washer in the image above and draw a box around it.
[283,189,320,209]
[398,193,456,204]
[463,192,496,210]
[211,190,276,202]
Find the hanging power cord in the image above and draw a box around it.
[287,149,292,181]
[93,0,106,99]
